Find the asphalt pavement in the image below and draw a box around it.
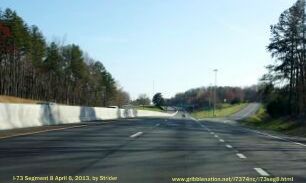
[0,104,305,183]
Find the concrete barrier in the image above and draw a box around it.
[0,103,176,130]
[137,109,177,117]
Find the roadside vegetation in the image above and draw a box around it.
[191,103,248,119]
[262,0,306,120]
[166,86,258,111]
[0,8,129,107]
[131,93,166,112]
[242,105,306,137]
[248,0,306,134]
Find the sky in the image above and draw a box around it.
[1,0,297,99]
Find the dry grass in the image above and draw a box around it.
[191,103,248,119]
[0,95,40,104]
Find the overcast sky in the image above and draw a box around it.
[1,0,297,99]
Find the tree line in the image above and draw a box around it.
[166,86,258,111]
[262,0,306,118]
[0,8,129,107]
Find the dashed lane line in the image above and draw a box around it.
[254,168,270,176]
[130,132,143,138]
[219,139,225,142]
[226,144,233,149]
[236,153,247,159]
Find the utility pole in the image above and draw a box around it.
[213,69,218,117]
[209,83,212,117]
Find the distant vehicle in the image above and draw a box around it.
[182,114,186,118]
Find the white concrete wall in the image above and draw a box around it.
[0,103,175,130]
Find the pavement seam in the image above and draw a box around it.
[0,124,88,140]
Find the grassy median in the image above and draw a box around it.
[191,103,248,119]
[136,105,164,112]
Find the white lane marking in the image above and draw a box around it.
[171,111,179,116]
[226,144,233,148]
[254,168,270,176]
[0,125,88,140]
[250,129,306,148]
[294,142,306,147]
[130,132,143,138]
[210,132,215,135]
[200,124,211,131]
[236,153,247,159]
[214,135,219,138]
[191,117,198,121]
[192,118,211,132]
[156,124,160,127]
[219,139,225,142]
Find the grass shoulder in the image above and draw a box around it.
[241,105,306,137]
[0,95,40,104]
[136,105,165,112]
[191,103,248,119]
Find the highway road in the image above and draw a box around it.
[0,104,306,183]
[229,103,261,121]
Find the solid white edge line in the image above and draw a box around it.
[294,142,306,147]
[171,111,179,116]
[191,117,198,121]
[191,118,212,132]
[250,129,306,148]
[0,125,88,140]
[236,153,247,159]
[254,168,270,176]
[130,132,143,138]
[200,125,210,131]
[226,144,233,148]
